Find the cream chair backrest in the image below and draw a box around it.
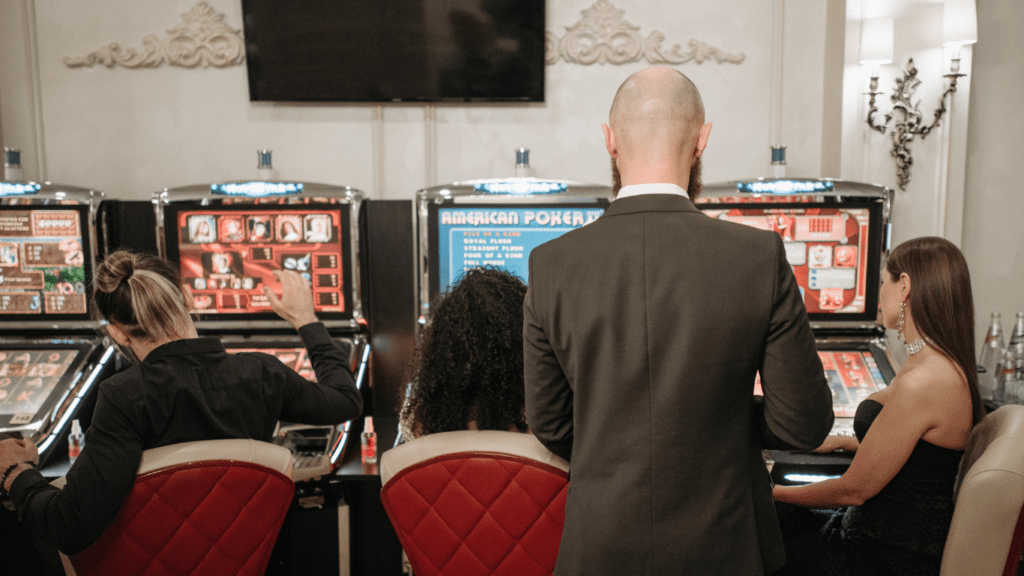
[941,405,1024,576]
[380,429,569,484]
[51,438,293,489]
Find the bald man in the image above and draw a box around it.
[524,67,833,575]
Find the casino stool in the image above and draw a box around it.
[379,430,569,576]
[942,405,1024,576]
[54,439,294,576]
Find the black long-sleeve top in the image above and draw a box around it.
[9,322,362,554]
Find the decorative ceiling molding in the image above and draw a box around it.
[64,2,244,69]
[546,0,746,66]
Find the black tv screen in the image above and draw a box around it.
[241,0,546,102]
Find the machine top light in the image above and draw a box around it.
[210,181,304,197]
[473,180,569,195]
[0,182,42,197]
[737,180,835,194]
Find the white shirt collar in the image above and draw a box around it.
[615,183,689,201]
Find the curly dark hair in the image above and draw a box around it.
[401,267,529,437]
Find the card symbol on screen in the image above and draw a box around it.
[819,287,844,310]
[834,246,857,268]
[808,245,833,269]
[283,254,311,272]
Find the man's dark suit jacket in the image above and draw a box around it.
[524,194,834,575]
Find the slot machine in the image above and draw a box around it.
[695,178,897,483]
[416,178,613,337]
[398,178,612,445]
[0,182,118,474]
[154,181,369,481]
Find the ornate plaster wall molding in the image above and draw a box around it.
[546,0,746,66]
[64,2,244,69]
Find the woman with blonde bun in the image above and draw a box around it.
[0,250,362,559]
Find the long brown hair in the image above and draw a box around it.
[886,237,984,424]
[93,251,192,343]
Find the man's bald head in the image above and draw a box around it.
[608,67,705,158]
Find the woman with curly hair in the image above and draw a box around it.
[401,267,529,438]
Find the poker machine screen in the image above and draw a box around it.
[753,348,889,419]
[428,203,607,298]
[225,346,317,381]
[0,207,92,321]
[699,201,885,323]
[0,343,93,430]
[163,204,353,322]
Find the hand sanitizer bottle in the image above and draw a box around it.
[68,419,84,464]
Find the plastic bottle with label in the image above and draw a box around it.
[68,419,84,464]
[1009,312,1024,348]
[979,313,1005,401]
[361,416,377,466]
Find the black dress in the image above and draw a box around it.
[775,399,964,576]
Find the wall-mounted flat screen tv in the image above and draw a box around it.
[241,0,546,102]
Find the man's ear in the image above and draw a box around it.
[602,123,617,158]
[694,121,713,159]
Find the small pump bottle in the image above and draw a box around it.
[360,416,377,466]
[68,419,84,464]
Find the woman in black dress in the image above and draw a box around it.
[773,236,985,576]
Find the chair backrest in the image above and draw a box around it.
[380,430,569,576]
[69,439,294,576]
[942,405,1024,576]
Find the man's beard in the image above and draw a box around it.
[688,156,702,201]
[610,156,702,200]
[611,157,622,197]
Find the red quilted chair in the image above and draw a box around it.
[54,439,294,576]
[380,430,570,576]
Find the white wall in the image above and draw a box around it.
[961,0,1024,346]
[0,0,833,201]
[840,1,972,251]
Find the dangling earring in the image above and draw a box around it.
[897,301,906,341]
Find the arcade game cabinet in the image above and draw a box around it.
[696,178,897,483]
[154,180,370,480]
[0,182,118,475]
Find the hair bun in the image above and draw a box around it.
[96,251,137,293]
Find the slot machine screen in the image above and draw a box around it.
[0,344,84,422]
[163,205,353,322]
[700,203,884,323]
[753,349,888,419]
[429,203,606,297]
[0,207,92,320]
[226,347,316,381]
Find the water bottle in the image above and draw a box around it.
[995,350,1015,405]
[979,313,1005,401]
[1009,312,1024,348]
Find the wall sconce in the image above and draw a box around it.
[862,0,977,191]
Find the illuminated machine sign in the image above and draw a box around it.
[435,205,604,294]
[472,181,570,195]
[736,180,835,194]
[0,183,42,197]
[210,182,304,197]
